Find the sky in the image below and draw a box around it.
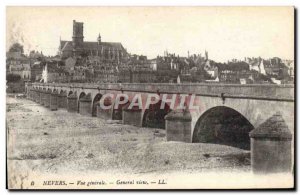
[6,6,294,62]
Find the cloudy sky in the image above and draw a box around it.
[6,6,294,62]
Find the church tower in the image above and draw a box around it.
[72,20,84,55]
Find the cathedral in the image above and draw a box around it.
[59,20,128,63]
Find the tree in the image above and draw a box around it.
[7,74,21,82]
[9,43,24,54]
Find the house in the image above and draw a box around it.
[7,51,31,81]
[247,58,266,75]
[206,66,218,79]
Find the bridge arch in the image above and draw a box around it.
[59,89,66,94]
[78,92,87,113]
[92,93,102,117]
[192,106,254,149]
[68,91,73,96]
[142,100,171,129]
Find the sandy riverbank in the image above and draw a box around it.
[7,96,252,189]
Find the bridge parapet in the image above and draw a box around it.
[29,83,294,101]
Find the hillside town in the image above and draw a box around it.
[6,20,294,92]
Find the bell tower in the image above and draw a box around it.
[72,20,84,55]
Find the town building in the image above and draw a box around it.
[219,69,256,84]
[246,57,266,75]
[93,66,118,83]
[6,51,31,81]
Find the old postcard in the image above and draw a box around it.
[6,6,294,189]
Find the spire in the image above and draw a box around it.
[97,33,101,45]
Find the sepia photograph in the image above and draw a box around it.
[5,6,295,190]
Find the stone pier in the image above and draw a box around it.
[35,89,40,103]
[32,89,37,102]
[58,91,67,109]
[96,98,112,120]
[165,109,192,142]
[31,89,35,102]
[67,93,78,113]
[44,89,51,108]
[29,89,34,101]
[50,90,58,111]
[249,112,292,174]
[122,105,143,127]
[39,89,45,105]
[79,93,92,116]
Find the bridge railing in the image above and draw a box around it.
[30,82,294,101]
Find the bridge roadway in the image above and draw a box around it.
[26,82,294,144]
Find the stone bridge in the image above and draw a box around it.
[26,82,294,149]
